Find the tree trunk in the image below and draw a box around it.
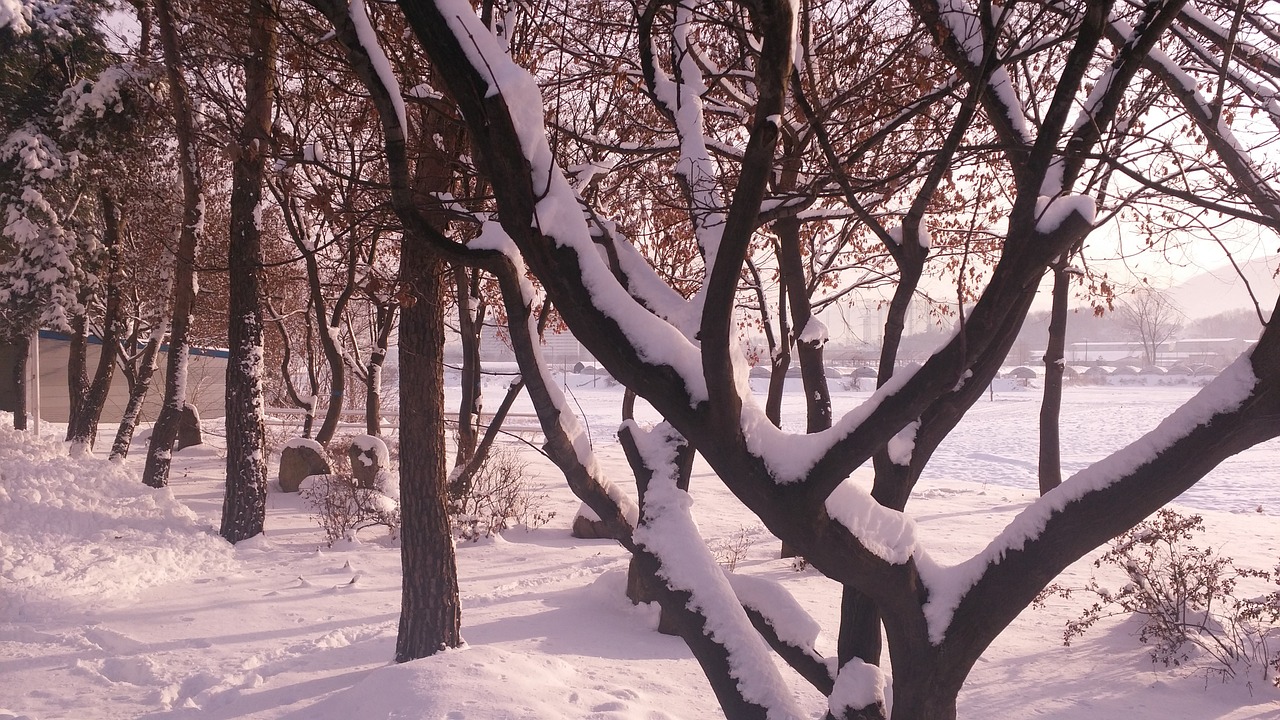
[394,235,461,661]
[68,189,125,453]
[395,88,464,661]
[10,333,29,430]
[453,266,484,467]
[142,0,204,489]
[221,0,275,543]
[776,215,832,433]
[833,253,925,704]
[1038,262,1070,494]
[65,313,89,438]
[364,303,395,435]
[303,246,346,445]
[110,322,164,460]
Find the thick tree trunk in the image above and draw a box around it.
[395,88,464,661]
[833,253,925,712]
[1038,262,1070,494]
[394,235,461,661]
[142,0,203,488]
[68,189,125,453]
[110,323,164,460]
[221,0,275,543]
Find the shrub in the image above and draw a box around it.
[301,442,400,545]
[1040,509,1279,684]
[711,526,755,571]
[449,445,554,541]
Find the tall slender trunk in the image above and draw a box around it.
[453,266,484,466]
[68,189,125,453]
[221,0,275,543]
[364,303,395,435]
[765,276,789,426]
[143,0,204,488]
[776,215,831,432]
[10,333,30,430]
[1038,262,1070,494]
[110,320,165,460]
[65,313,89,437]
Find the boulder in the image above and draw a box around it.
[279,438,331,493]
[347,435,390,490]
[175,403,203,450]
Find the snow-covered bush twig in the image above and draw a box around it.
[1039,509,1279,684]
[301,443,399,545]
[449,445,554,541]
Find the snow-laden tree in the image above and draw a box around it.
[308,0,1280,716]
[0,0,115,430]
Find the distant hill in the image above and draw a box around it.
[1169,255,1279,318]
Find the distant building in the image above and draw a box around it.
[541,330,595,368]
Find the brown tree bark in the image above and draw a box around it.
[65,313,89,437]
[10,333,30,431]
[1038,261,1071,494]
[453,266,485,466]
[142,0,204,488]
[109,321,164,460]
[394,233,461,661]
[221,0,276,543]
[67,189,125,452]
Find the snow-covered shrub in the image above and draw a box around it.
[710,526,755,571]
[450,445,554,541]
[301,443,399,545]
[1041,509,1279,684]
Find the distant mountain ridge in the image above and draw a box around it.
[1169,255,1279,318]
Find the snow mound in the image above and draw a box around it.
[308,644,681,719]
[0,426,235,620]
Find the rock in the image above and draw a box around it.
[347,435,389,490]
[570,502,621,539]
[175,403,203,450]
[279,439,331,493]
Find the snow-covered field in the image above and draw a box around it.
[2,379,1279,719]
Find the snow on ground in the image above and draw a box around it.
[1,379,1278,719]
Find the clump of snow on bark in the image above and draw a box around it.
[1034,194,1096,233]
[825,479,918,565]
[829,658,885,716]
[740,362,922,483]
[349,0,407,132]
[887,420,920,466]
[0,425,234,620]
[796,317,828,348]
[725,573,823,655]
[919,351,1261,643]
[0,0,29,33]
